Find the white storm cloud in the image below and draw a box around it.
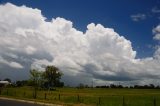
[25,46,37,55]
[153,25,160,40]
[153,25,160,60]
[0,3,160,85]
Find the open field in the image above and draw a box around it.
[0,87,160,106]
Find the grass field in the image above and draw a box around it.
[0,87,160,106]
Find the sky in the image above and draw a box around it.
[0,0,160,86]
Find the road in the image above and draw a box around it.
[0,99,44,106]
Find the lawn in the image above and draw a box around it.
[0,87,160,106]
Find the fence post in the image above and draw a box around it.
[0,88,1,95]
[98,97,101,105]
[45,93,47,100]
[33,88,37,99]
[59,94,60,100]
[154,97,156,106]
[33,92,34,98]
[77,95,80,102]
[123,96,125,106]
[33,91,37,99]
[7,89,8,95]
[23,92,26,97]
[14,91,16,96]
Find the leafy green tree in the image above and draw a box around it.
[43,65,63,89]
[30,69,42,86]
[30,69,42,98]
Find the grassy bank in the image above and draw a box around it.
[0,87,160,106]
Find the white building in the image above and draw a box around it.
[0,81,10,87]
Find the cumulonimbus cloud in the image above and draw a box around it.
[0,3,160,85]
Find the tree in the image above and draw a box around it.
[15,80,29,87]
[43,65,63,89]
[30,69,42,87]
[30,69,42,98]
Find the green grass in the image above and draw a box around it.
[1,87,160,106]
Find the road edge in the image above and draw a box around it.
[0,96,62,106]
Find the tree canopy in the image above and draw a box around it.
[43,65,63,88]
[29,65,64,90]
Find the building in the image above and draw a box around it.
[0,81,10,87]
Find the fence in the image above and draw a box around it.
[0,88,159,106]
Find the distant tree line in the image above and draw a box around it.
[75,83,160,89]
[96,84,160,89]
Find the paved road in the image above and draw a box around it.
[0,99,43,106]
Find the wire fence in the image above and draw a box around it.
[0,88,160,106]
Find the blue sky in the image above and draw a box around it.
[1,0,159,58]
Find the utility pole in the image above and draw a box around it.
[91,79,94,88]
